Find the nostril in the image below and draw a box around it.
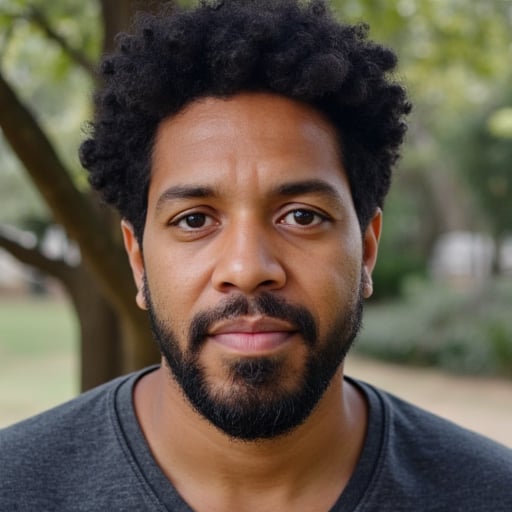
[211,241,287,294]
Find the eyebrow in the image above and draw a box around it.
[155,179,344,212]
[155,185,215,212]
[273,179,343,203]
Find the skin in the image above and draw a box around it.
[122,92,382,511]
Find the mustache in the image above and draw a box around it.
[189,292,317,353]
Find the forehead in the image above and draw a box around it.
[149,92,349,198]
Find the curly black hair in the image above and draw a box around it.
[80,0,411,241]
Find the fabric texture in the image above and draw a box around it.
[1,366,511,511]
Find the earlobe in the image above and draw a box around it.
[121,220,147,310]
[362,209,382,299]
[135,287,148,311]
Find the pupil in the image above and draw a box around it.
[186,214,205,228]
[294,210,314,225]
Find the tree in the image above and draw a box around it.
[331,0,512,292]
[1,0,511,383]
[453,97,512,274]
[0,1,167,390]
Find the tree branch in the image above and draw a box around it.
[25,7,96,79]
[0,70,138,319]
[0,226,73,285]
[100,0,169,52]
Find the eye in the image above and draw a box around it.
[280,209,327,227]
[171,212,216,231]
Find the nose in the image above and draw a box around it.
[211,220,286,295]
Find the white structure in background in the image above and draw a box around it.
[0,229,37,290]
[500,235,512,275]
[430,231,512,282]
[40,225,81,266]
[0,249,31,289]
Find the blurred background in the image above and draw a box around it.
[0,1,511,445]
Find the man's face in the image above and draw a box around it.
[122,93,380,440]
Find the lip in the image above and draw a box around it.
[207,316,297,353]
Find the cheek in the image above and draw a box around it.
[304,244,362,333]
[143,245,214,334]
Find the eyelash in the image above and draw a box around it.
[170,212,216,231]
[169,207,331,232]
[278,208,329,227]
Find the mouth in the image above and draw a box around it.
[207,316,298,354]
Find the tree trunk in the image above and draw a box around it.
[101,0,169,51]
[66,265,123,390]
[0,228,157,390]
[0,1,167,392]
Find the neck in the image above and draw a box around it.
[134,362,367,512]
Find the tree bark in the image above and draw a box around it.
[100,0,168,52]
[66,267,123,389]
[0,1,167,390]
[0,71,159,374]
[0,72,134,318]
[26,7,96,78]
[0,229,124,389]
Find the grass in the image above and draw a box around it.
[0,296,78,428]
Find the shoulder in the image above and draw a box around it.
[380,386,512,463]
[356,380,512,510]
[0,372,126,450]
[0,371,142,510]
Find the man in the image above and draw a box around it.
[1,1,511,510]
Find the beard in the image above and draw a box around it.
[144,278,363,441]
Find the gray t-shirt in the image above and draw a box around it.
[1,366,511,511]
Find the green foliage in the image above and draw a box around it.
[372,252,425,300]
[0,0,100,221]
[0,136,49,223]
[332,0,512,285]
[335,0,512,90]
[449,91,512,239]
[488,108,512,139]
[357,277,512,377]
[371,160,435,299]
[1,0,511,288]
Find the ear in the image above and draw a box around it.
[361,208,382,299]
[121,220,147,310]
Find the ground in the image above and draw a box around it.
[345,354,512,447]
